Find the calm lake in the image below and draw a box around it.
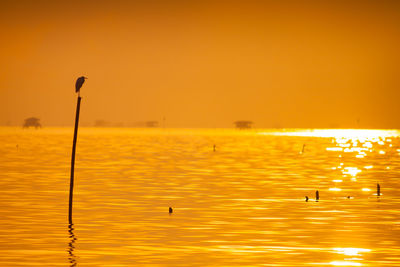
[1,127,400,266]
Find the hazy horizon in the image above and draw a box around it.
[1,0,400,129]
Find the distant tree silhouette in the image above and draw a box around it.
[234,120,253,129]
[94,120,110,127]
[146,121,159,127]
[23,117,41,129]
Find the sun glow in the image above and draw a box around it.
[329,248,371,266]
[334,248,371,256]
[343,167,362,177]
[267,129,399,139]
[330,261,361,266]
[329,188,342,191]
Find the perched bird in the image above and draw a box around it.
[75,76,88,96]
[169,207,173,214]
[305,196,309,202]
[316,190,319,201]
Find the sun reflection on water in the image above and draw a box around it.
[266,129,399,138]
[329,187,342,191]
[330,261,362,266]
[329,248,371,266]
[334,247,371,256]
[343,167,362,177]
[2,127,400,266]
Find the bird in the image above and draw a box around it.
[169,207,173,214]
[316,190,319,201]
[305,196,309,202]
[75,76,88,96]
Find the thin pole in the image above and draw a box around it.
[69,96,81,224]
[377,183,381,197]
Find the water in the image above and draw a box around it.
[1,127,400,266]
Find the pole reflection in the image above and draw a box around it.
[68,223,77,267]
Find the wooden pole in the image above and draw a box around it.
[377,183,381,197]
[69,96,81,224]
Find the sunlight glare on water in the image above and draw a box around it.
[1,127,400,266]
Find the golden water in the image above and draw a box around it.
[1,127,400,266]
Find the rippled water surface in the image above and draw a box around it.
[1,127,400,266]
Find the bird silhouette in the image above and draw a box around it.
[75,76,87,96]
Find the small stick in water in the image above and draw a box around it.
[169,207,173,214]
[377,183,381,196]
[305,196,309,202]
[316,190,319,202]
[301,144,306,154]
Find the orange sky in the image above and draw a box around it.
[1,0,400,128]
